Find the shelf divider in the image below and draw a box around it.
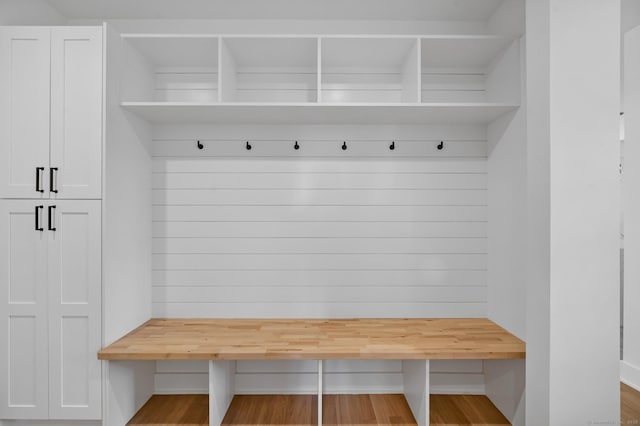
[403,360,430,426]
[209,360,235,426]
[318,360,323,426]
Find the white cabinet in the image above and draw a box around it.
[0,200,102,420]
[0,27,103,200]
[0,28,51,200]
[0,201,49,419]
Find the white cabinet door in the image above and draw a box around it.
[0,28,51,199]
[47,200,101,419]
[0,200,49,419]
[50,27,103,200]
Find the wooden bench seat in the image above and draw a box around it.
[98,318,525,361]
[99,318,524,426]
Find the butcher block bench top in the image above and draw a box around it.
[98,318,525,361]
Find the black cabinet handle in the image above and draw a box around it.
[48,205,56,232]
[35,167,44,193]
[35,205,43,231]
[50,168,58,194]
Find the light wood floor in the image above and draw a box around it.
[127,393,510,426]
[122,383,640,426]
[430,394,509,426]
[127,394,208,426]
[622,383,640,424]
[221,394,418,426]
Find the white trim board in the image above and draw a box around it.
[621,360,640,392]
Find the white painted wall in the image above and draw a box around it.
[525,0,552,422]
[623,0,640,33]
[622,24,640,390]
[527,0,621,424]
[0,0,66,25]
[102,24,154,426]
[485,36,527,425]
[487,70,526,339]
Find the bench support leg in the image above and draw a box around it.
[209,360,235,426]
[402,360,429,426]
[317,360,323,426]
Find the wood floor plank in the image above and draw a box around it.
[223,395,317,426]
[127,394,208,426]
[98,318,526,361]
[430,394,510,426]
[622,383,640,424]
[369,394,417,426]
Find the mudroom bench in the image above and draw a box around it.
[98,318,525,426]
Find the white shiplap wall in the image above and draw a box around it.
[151,124,488,393]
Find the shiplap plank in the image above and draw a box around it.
[152,159,487,173]
[151,302,487,318]
[152,189,487,206]
[153,359,482,374]
[152,237,487,254]
[237,360,401,374]
[152,371,485,394]
[153,221,487,238]
[151,285,487,303]
[152,269,486,287]
[152,253,487,271]
[152,172,487,189]
[152,205,487,222]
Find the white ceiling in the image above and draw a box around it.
[44,0,504,21]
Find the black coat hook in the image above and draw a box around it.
[389,141,395,150]
[246,141,252,150]
[437,141,444,150]
[294,141,300,150]
[197,140,204,150]
[342,141,347,151]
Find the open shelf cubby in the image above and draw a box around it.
[321,37,420,103]
[122,35,219,103]
[220,37,318,102]
[421,36,519,103]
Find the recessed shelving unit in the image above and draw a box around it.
[119,34,520,124]
[220,37,318,102]
[320,37,419,103]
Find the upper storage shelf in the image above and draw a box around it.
[321,38,419,103]
[221,37,318,102]
[122,35,219,102]
[421,36,519,103]
[119,33,520,124]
